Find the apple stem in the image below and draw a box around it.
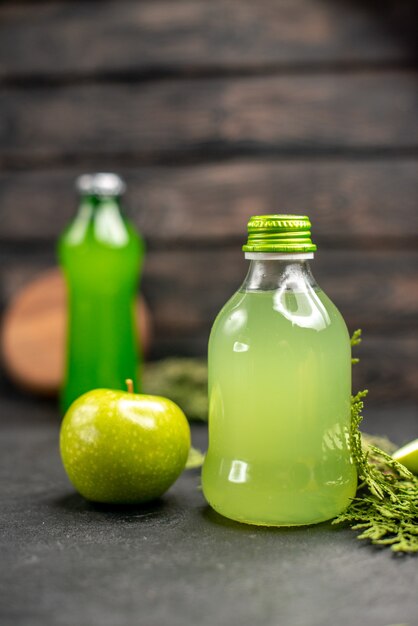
[125,378,134,394]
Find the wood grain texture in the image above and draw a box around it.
[0,0,416,404]
[1,160,417,242]
[141,249,418,332]
[1,252,417,402]
[1,72,417,166]
[0,0,414,80]
[2,249,417,331]
[352,333,418,403]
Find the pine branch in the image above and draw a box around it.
[332,332,418,553]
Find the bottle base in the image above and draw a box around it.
[207,500,337,527]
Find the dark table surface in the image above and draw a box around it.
[1,393,417,626]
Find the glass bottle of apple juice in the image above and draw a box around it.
[202,215,357,526]
[58,173,144,413]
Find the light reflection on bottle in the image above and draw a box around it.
[224,308,247,335]
[273,279,330,331]
[228,460,249,484]
[233,341,249,353]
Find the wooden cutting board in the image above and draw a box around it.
[1,267,153,396]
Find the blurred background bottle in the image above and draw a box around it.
[58,173,144,412]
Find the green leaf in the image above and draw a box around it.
[186,446,205,470]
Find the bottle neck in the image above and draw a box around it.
[241,254,318,292]
[80,194,123,213]
[65,194,129,246]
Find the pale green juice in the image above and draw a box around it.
[202,281,357,526]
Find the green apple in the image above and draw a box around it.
[60,381,191,504]
[393,439,418,475]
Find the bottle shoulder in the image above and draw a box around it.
[210,286,349,339]
[210,290,247,336]
[315,288,349,330]
[58,212,145,286]
[59,213,143,255]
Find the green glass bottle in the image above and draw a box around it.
[202,215,357,526]
[58,173,144,413]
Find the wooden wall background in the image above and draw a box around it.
[0,0,417,405]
